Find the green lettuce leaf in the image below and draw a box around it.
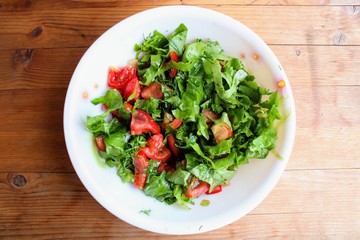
[169,23,188,56]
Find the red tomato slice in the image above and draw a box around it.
[124,102,133,112]
[134,172,147,189]
[102,104,108,111]
[158,162,175,173]
[185,180,210,198]
[122,77,141,103]
[168,67,177,78]
[95,136,106,152]
[169,51,179,62]
[108,65,137,90]
[168,118,183,130]
[143,134,171,162]
[211,122,233,143]
[111,109,122,120]
[167,134,179,157]
[130,110,160,135]
[145,147,171,162]
[206,185,222,195]
[202,109,219,123]
[166,52,179,78]
[140,82,164,100]
[146,134,165,150]
[133,147,149,189]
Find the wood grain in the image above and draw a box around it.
[1,45,359,91]
[0,0,359,238]
[0,5,360,49]
[0,0,359,11]
[1,170,359,239]
[271,45,360,86]
[0,48,84,90]
[0,85,359,172]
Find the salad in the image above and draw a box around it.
[86,23,281,207]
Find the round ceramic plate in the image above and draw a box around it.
[64,5,296,235]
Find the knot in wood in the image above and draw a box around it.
[12,174,27,188]
[346,5,360,15]
[13,49,34,68]
[28,26,43,38]
[333,33,347,45]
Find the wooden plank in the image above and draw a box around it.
[1,212,359,239]
[0,45,359,91]
[0,1,358,239]
[0,170,359,238]
[0,132,73,173]
[0,6,359,49]
[289,84,360,170]
[254,169,360,214]
[271,45,360,87]
[0,88,67,116]
[289,86,360,169]
[0,48,86,91]
[0,0,181,11]
[185,0,360,5]
[0,84,359,172]
[0,0,358,12]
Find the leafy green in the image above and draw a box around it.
[246,128,278,159]
[144,162,175,204]
[168,23,188,56]
[133,97,162,120]
[86,23,282,208]
[166,167,191,186]
[189,164,236,192]
[172,75,203,121]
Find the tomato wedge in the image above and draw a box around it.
[169,51,179,62]
[206,185,222,195]
[185,180,210,198]
[95,136,106,152]
[130,110,160,135]
[124,102,133,112]
[168,67,177,78]
[101,104,108,112]
[158,161,176,173]
[161,113,182,132]
[140,82,164,100]
[146,134,165,150]
[133,147,149,189]
[211,122,233,143]
[108,65,137,90]
[144,134,171,162]
[168,118,183,130]
[202,109,219,123]
[122,77,141,103]
[157,162,175,173]
[168,51,179,78]
[134,171,147,189]
[167,134,179,157]
[145,147,171,162]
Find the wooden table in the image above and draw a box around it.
[1,0,359,238]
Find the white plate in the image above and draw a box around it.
[64,5,296,235]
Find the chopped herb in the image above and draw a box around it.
[139,209,152,216]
